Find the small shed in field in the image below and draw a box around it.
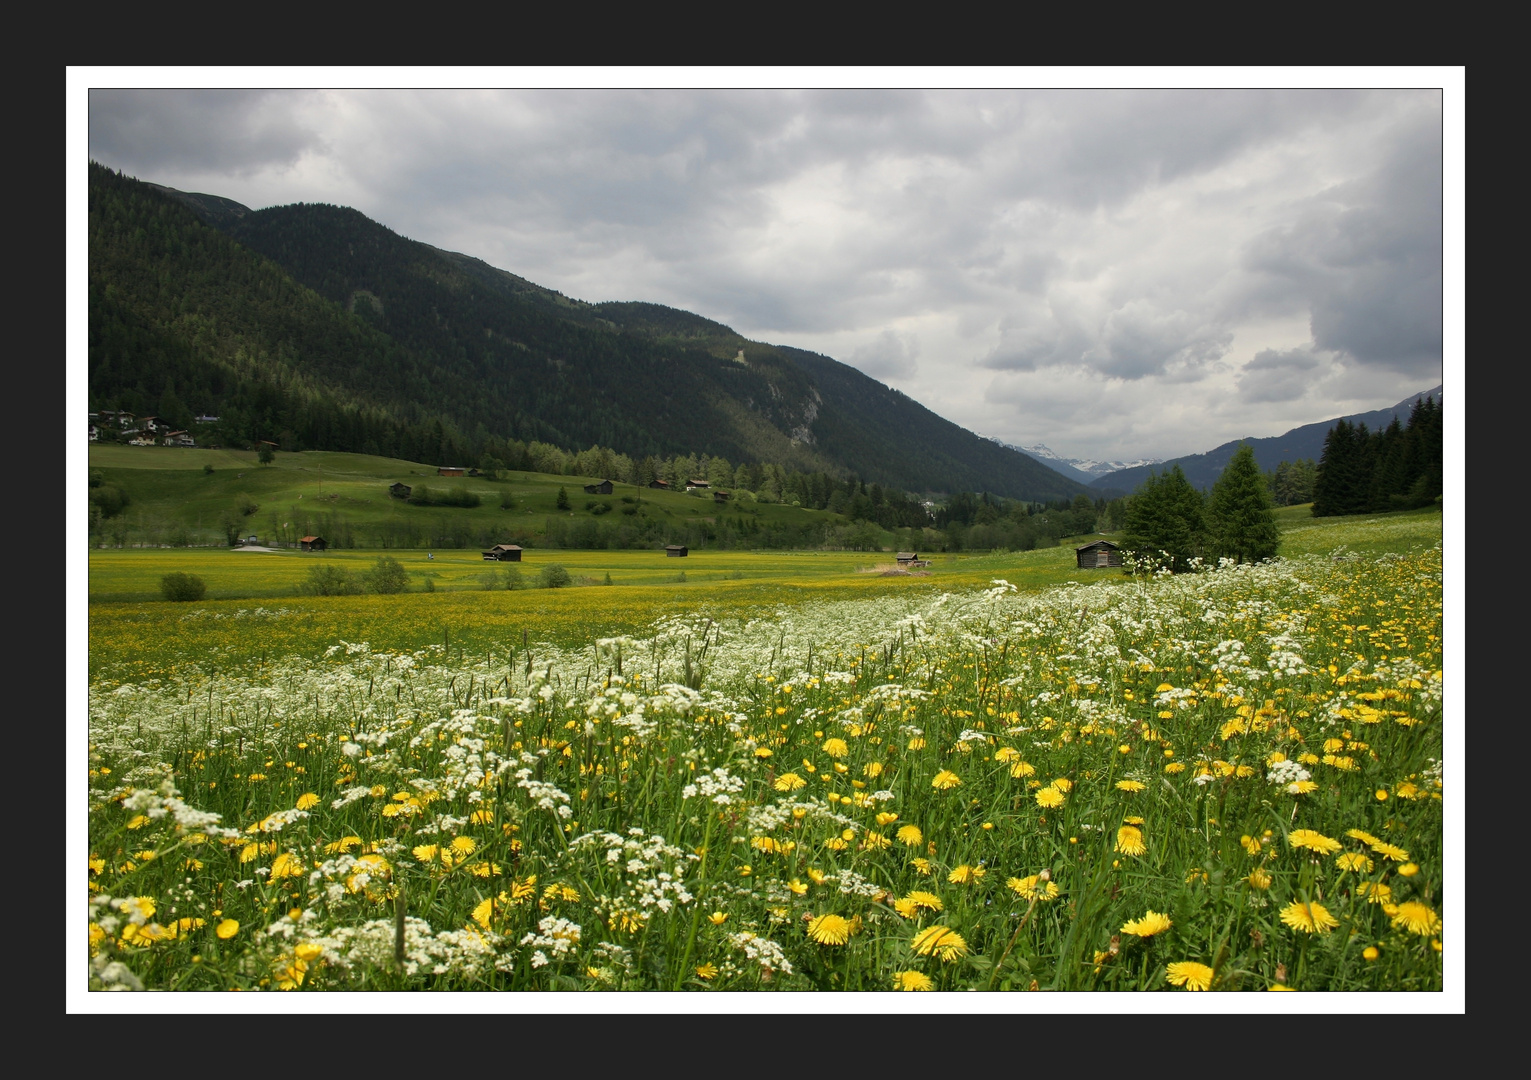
[665,545,688,557]
[896,552,932,568]
[685,478,710,490]
[648,479,671,489]
[713,490,731,502]
[1075,539,1122,569]
[584,479,614,495]
[299,536,327,551]
[389,482,412,499]
[483,544,523,562]
[437,466,465,477]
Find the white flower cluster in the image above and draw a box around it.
[514,767,573,819]
[682,766,746,805]
[1267,758,1312,789]
[730,931,794,975]
[520,916,583,968]
[321,915,498,979]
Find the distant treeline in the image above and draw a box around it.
[1312,396,1442,516]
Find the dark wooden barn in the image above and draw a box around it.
[482,544,524,562]
[583,480,614,495]
[665,545,688,557]
[389,482,412,499]
[1075,539,1122,569]
[299,536,327,551]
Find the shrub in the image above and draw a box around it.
[539,564,572,589]
[366,556,409,594]
[160,572,206,602]
[300,564,362,596]
[203,463,214,475]
[556,487,571,510]
[237,494,260,517]
[478,570,502,590]
[502,566,524,590]
[501,490,516,510]
[89,484,130,519]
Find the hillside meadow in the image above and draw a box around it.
[81,504,1448,994]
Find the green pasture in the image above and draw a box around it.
[87,443,858,546]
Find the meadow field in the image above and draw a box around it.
[83,508,1446,993]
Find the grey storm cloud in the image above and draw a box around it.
[80,81,1451,461]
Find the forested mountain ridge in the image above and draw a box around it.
[90,163,1085,502]
[1089,385,1444,495]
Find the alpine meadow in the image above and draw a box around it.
[82,87,1453,1000]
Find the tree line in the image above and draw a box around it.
[1311,396,1442,516]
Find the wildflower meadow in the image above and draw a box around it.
[84,532,1446,993]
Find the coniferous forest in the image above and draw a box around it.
[1310,396,1443,516]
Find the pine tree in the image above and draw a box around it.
[1312,419,1360,517]
[1207,444,1280,563]
[1122,465,1206,572]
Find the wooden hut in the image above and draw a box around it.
[648,479,671,489]
[299,536,327,552]
[713,490,732,502]
[482,544,523,562]
[685,478,710,490]
[1075,539,1122,569]
[583,480,614,495]
[896,552,932,568]
[389,482,412,499]
[437,466,465,477]
[665,545,688,557]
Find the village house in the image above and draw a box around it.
[685,478,710,491]
[1074,539,1122,569]
[163,430,196,447]
[583,479,614,495]
[299,536,327,551]
[482,544,524,562]
[126,430,157,446]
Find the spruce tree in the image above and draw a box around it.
[1122,464,1206,572]
[1207,444,1280,563]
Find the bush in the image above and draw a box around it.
[501,490,516,510]
[203,463,214,475]
[539,564,572,589]
[478,570,502,590]
[300,564,362,596]
[366,556,409,594]
[89,484,130,519]
[160,572,206,602]
[502,566,524,590]
[237,494,260,517]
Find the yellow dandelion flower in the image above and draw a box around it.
[910,857,933,875]
[902,890,943,912]
[1240,835,1262,856]
[1336,852,1373,873]
[932,769,963,789]
[1115,780,1146,793]
[910,925,968,961]
[1007,875,1059,901]
[450,836,477,856]
[294,792,320,811]
[1009,759,1037,779]
[469,809,496,824]
[892,897,920,918]
[1165,961,1214,991]
[1287,780,1319,794]
[412,844,441,864]
[1369,841,1410,862]
[1390,901,1441,936]
[896,824,924,847]
[694,963,718,980]
[1050,777,1073,792]
[1121,910,1173,937]
[1247,868,1272,889]
[864,761,884,778]
[1035,787,1065,808]
[861,832,892,851]
[822,738,849,758]
[807,913,852,945]
[908,736,927,750]
[270,852,305,879]
[773,772,807,791]
[1115,825,1146,857]
[215,918,239,940]
[1346,828,1382,846]
[1357,881,1392,904]
[1279,900,1340,934]
[1397,862,1419,877]
[948,864,985,885]
[893,969,934,991]
[1288,829,1342,855]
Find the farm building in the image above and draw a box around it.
[584,480,614,495]
[482,544,523,562]
[896,552,932,568]
[437,466,465,477]
[389,482,412,499]
[299,536,327,551]
[1075,539,1122,569]
[713,490,731,502]
[665,545,688,557]
[648,479,671,489]
[685,479,710,490]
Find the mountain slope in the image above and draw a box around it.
[102,164,1087,501]
[1090,386,1445,494]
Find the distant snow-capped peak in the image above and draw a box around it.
[991,438,1161,479]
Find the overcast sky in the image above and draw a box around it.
[76,73,1460,463]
